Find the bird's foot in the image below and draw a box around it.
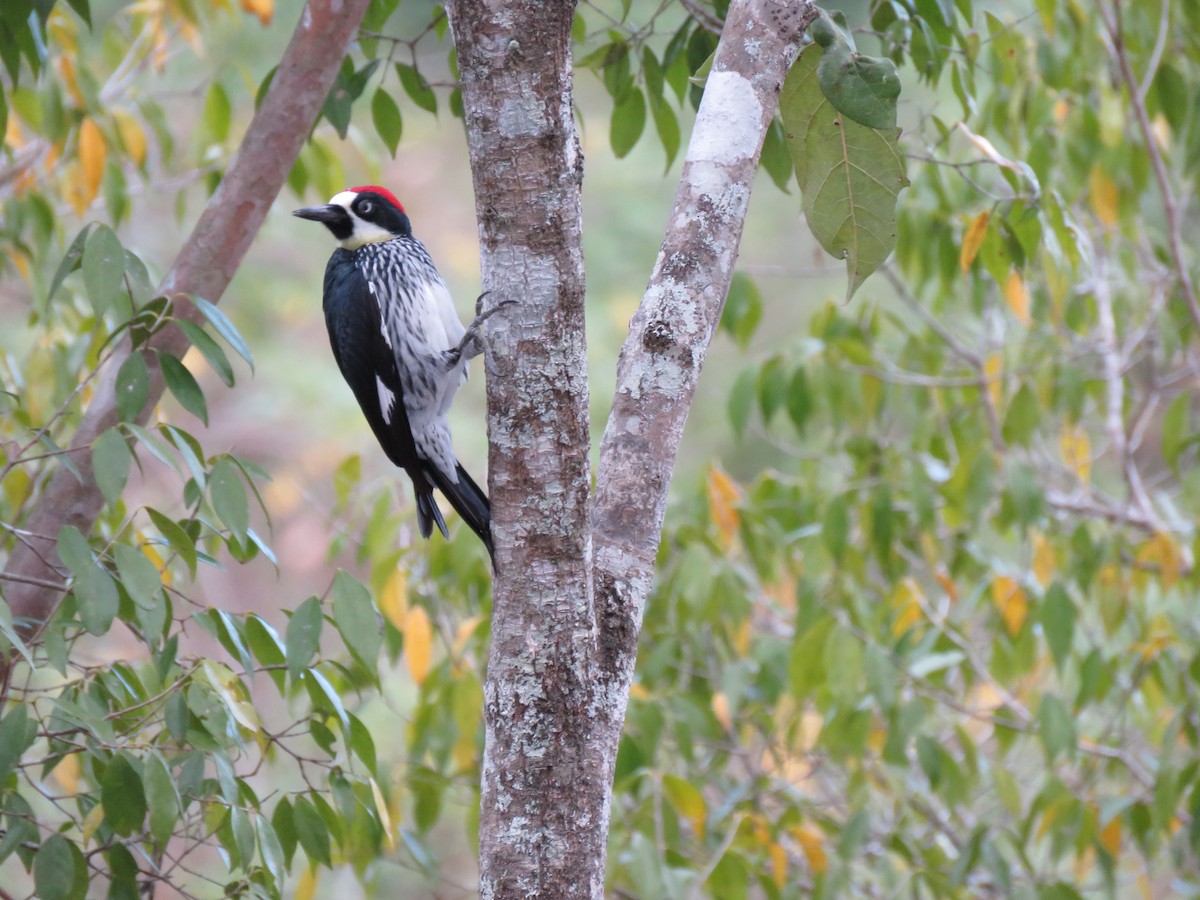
[455,291,518,374]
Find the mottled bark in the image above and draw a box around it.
[450,0,814,896]
[591,0,816,715]
[1,0,372,646]
[446,0,600,895]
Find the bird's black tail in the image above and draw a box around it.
[425,463,494,563]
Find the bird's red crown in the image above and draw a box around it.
[350,185,405,213]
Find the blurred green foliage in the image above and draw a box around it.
[2,0,1200,897]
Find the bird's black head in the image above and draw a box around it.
[294,186,412,249]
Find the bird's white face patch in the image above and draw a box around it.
[376,375,396,424]
[328,191,394,250]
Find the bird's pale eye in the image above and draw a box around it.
[359,200,374,216]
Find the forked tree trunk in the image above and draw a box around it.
[449,0,814,895]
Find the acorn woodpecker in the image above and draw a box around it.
[294,186,495,560]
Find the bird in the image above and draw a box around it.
[294,186,499,562]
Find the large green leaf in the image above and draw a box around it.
[781,44,908,300]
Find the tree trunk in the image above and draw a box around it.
[0,0,371,649]
[446,0,601,895]
[450,0,814,895]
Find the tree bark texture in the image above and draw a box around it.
[446,1,600,896]
[450,0,814,895]
[592,0,816,719]
[1,0,372,644]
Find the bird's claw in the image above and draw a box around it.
[456,292,518,374]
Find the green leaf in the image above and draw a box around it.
[257,815,287,885]
[107,844,139,900]
[781,45,908,300]
[92,427,131,506]
[372,87,403,156]
[147,508,197,579]
[0,792,35,866]
[115,351,150,423]
[610,87,646,158]
[728,368,757,438]
[1041,582,1075,670]
[1037,694,1076,762]
[786,366,814,432]
[33,833,83,900]
[82,224,125,317]
[648,92,680,169]
[1162,393,1192,470]
[292,796,331,867]
[720,272,762,349]
[272,798,297,868]
[203,81,232,143]
[0,704,36,784]
[177,320,235,387]
[759,118,793,193]
[113,542,161,610]
[156,351,207,425]
[57,526,119,635]
[192,297,253,371]
[102,753,147,836]
[331,570,382,671]
[823,494,850,563]
[813,10,902,130]
[48,223,94,303]
[1001,383,1039,446]
[210,457,249,542]
[246,614,287,691]
[286,596,324,681]
[144,751,181,845]
[396,62,437,114]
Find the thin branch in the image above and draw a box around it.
[1098,0,1200,332]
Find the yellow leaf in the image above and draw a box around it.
[731,616,750,657]
[1059,424,1091,482]
[1003,269,1030,325]
[934,565,958,604]
[295,865,319,900]
[706,466,741,549]
[1052,99,1069,126]
[379,567,408,631]
[628,681,649,701]
[712,692,732,731]
[792,823,828,874]
[369,777,396,851]
[662,774,706,837]
[241,0,273,26]
[53,753,81,793]
[1088,164,1119,228]
[113,110,148,167]
[81,802,106,847]
[984,353,1003,410]
[142,541,172,587]
[4,114,22,150]
[452,614,482,658]
[1135,532,1181,591]
[959,211,989,273]
[1100,814,1121,857]
[1032,532,1056,587]
[768,841,788,888]
[404,605,433,686]
[58,54,84,106]
[890,576,925,636]
[1150,113,1170,152]
[78,118,106,208]
[991,575,1028,636]
[64,161,91,216]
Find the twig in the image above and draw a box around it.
[1098,0,1200,332]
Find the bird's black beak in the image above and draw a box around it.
[293,204,343,225]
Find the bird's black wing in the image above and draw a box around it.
[321,249,449,539]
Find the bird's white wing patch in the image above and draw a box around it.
[376,375,396,424]
[411,277,465,351]
[368,281,392,348]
